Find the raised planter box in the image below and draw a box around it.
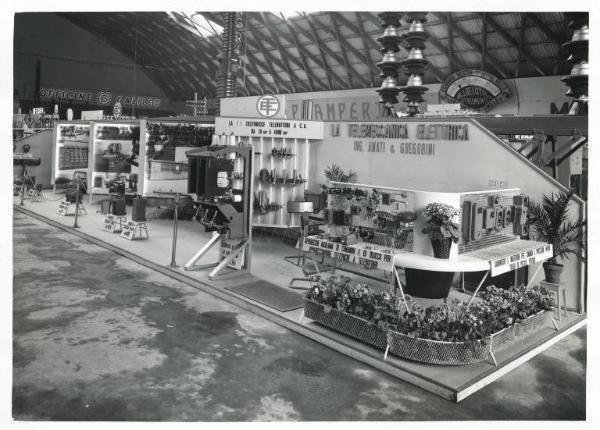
[386,330,491,365]
[489,309,553,351]
[303,299,387,350]
[387,310,553,366]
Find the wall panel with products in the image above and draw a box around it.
[52,121,91,191]
[141,118,214,197]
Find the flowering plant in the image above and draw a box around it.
[391,300,500,343]
[421,202,460,243]
[305,275,402,328]
[306,276,554,344]
[389,284,554,343]
[479,284,554,324]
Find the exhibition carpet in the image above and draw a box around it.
[226,281,305,312]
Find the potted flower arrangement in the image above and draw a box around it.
[526,190,585,283]
[421,202,461,258]
[402,203,460,299]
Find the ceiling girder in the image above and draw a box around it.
[293,15,351,89]
[433,12,511,79]
[305,13,370,87]
[258,13,330,91]
[483,13,548,76]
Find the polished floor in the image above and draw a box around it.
[12,211,586,421]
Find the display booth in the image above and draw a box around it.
[23,112,584,401]
[213,117,323,227]
[88,120,141,201]
[51,121,91,192]
[141,117,214,197]
[311,118,585,312]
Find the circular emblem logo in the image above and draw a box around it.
[97,91,112,105]
[256,94,280,118]
[439,69,510,112]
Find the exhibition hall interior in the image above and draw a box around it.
[11,8,589,422]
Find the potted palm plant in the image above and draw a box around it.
[323,164,356,223]
[527,190,585,283]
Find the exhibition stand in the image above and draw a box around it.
[16,113,586,402]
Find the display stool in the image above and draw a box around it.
[120,220,149,240]
[57,201,86,216]
[104,215,128,233]
[539,280,567,320]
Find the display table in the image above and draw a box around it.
[392,252,489,272]
[392,239,553,305]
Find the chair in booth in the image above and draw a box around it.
[285,201,322,289]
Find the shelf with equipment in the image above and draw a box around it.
[52,121,91,192]
[88,120,141,201]
[141,117,215,197]
[252,136,310,228]
[213,116,324,228]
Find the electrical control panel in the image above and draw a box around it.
[513,206,529,236]
[462,192,528,246]
[462,201,484,241]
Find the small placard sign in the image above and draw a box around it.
[220,240,245,270]
[490,244,553,276]
[302,237,395,271]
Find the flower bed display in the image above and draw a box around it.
[303,276,555,366]
[304,299,388,350]
[387,309,553,365]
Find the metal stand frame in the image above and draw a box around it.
[183,231,250,280]
[466,270,490,307]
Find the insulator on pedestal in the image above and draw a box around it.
[398,12,430,116]
[376,12,404,117]
[561,12,588,108]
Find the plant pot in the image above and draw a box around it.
[404,268,454,299]
[543,262,564,284]
[431,238,452,259]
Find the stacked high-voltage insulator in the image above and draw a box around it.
[216,12,244,114]
[399,13,430,116]
[376,12,404,117]
[561,12,588,114]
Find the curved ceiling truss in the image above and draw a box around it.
[57,11,573,102]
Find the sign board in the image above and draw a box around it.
[81,110,104,120]
[56,201,70,216]
[346,122,470,159]
[39,87,168,108]
[439,69,510,112]
[302,237,396,272]
[490,244,553,276]
[219,240,245,270]
[215,117,324,140]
